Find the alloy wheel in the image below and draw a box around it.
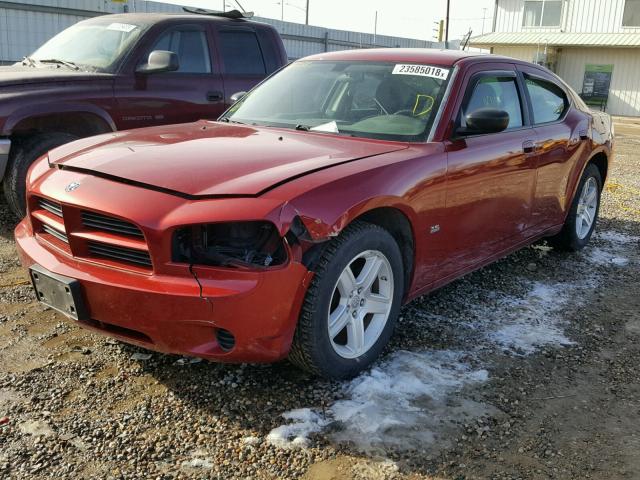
[575,176,598,239]
[327,250,394,359]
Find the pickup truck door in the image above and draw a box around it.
[212,26,272,109]
[113,23,225,130]
[436,64,537,280]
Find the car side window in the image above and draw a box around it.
[524,75,569,124]
[150,28,211,74]
[463,75,523,130]
[219,30,266,75]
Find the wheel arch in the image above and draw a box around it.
[4,104,116,141]
[283,198,418,299]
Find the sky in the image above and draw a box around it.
[153,0,496,42]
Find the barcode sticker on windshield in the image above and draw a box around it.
[107,23,137,33]
[392,64,449,80]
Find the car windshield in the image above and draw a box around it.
[222,60,451,142]
[30,19,146,72]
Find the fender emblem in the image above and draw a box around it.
[430,224,440,234]
[65,182,80,193]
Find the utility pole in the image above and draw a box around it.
[481,7,488,34]
[374,10,378,44]
[445,0,450,49]
[305,0,309,24]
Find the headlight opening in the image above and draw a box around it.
[172,221,287,269]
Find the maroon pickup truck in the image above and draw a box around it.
[0,10,287,216]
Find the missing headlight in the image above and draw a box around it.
[172,221,287,269]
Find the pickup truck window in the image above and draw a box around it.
[151,28,212,74]
[220,30,266,75]
[30,19,145,72]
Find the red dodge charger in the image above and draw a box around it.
[15,49,613,379]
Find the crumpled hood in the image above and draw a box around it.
[0,65,112,87]
[49,121,408,197]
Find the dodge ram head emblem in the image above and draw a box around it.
[65,182,80,192]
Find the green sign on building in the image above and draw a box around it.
[581,64,613,109]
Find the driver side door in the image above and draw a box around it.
[436,63,538,280]
[113,23,224,130]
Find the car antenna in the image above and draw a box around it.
[182,6,254,19]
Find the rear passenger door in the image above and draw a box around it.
[114,23,225,130]
[213,26,269,109]
[517,65,591,229]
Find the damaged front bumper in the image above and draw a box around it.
[15,219,312,363]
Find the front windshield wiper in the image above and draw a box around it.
[219,118,249,125]
[38,58,80,71]
[22,56,37,68]
[295,124,310,131]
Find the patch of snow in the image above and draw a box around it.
[329,350,489,452]
[241,436,261,446]
[596,231,640,244]
[266,408,330,449]
[488,281,576,354]
[588,247,629,266]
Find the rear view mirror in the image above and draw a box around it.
[136,50,179,74]
[458,108,510,136]
[230,91,247,103]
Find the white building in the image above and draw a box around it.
[471,0,640,116]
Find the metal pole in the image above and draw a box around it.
[374,10,378,44]
[445,0,450,49]
[482,7,487,34]
[281,1,284,20]
[305,0,309,24]
[222,0,225,12]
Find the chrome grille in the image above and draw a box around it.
[87,241,152,268]
[38,198,63,217]
[81,211,144,238]
[42,224,68,243]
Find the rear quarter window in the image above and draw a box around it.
[524,75,569,124]
[219,30,266,75]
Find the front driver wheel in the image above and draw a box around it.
[289,221,404,379]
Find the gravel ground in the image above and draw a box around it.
[0,123,639,480]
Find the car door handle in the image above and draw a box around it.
[206,91,223,102]
[579,129,589,140]
[522,140,536,153]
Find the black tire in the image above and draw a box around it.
[548,163,602,251]
[3,132,78,218]
[289,221,404,379]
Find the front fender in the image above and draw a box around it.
[2,102,116,136]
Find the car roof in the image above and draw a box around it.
[83,12,270,27]
[301,48,520,67]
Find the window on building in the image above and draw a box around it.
[523,0,563,27]
[524,76,569,123]
[219,30,266,75]
[151,28,211,73]
[623,0,640,26]
[464,76,523,130]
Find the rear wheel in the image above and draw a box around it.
[548,163,602,251]
[289,221,404,379]
[3,132,78,218]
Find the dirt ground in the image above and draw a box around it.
[0,121,639,480]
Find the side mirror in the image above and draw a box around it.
[459,108,510,135]
[230,91,247,103]
[136,50,179,74]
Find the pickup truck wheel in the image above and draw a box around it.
[548,163,602,251]
[289,221,404,379]
[3,132,78,217]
